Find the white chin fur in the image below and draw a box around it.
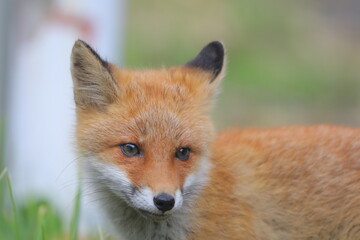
[82,155,211,215]
[80,155,212,239]
[183,156,212,198]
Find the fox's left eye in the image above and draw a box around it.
[120,143,141,157]
[175,147,191,161]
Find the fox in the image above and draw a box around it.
[71,40,360,240]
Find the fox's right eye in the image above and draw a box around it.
[120,143,141,157]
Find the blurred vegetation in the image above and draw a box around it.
[124,0,360,128]
[0,170,90,240]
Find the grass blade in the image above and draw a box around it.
[0,168,7,208]
[35,204,47,240]
[7,174,21,240]
[41,225,46,240]
[70,185,81,240]
[0,168,7,182]
[97,225,105,240]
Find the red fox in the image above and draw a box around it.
[71,40,360,240]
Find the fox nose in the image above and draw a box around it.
[153,193,175,212]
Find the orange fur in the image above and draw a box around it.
[72,40,360,240]
[190,126,360,239]
[76,66,215,193]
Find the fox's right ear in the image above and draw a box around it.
[71,40,118,110]
[185,41,225,83]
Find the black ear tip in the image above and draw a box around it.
[206,41,225,57]
[72,39,110,70]
[185,41,225,80]
[197,41,224,64]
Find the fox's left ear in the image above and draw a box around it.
[71,40,118,110]
[185,41,225,83]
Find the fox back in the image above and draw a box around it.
[71,40,360,240]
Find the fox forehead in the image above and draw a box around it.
[111,67,215,109]
[77,105,213,154]
[76,67,214,153]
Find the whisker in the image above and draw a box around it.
[55,155,85,182]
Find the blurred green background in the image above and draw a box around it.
[125,0,360,128]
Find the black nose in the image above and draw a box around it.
[153,193,175,212]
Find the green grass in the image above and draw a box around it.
[0,168,100,240]
[7,173,20,240]
[70,186,82,240]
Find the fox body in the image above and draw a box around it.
[71,40,360,240]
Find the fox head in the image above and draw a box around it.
[71,40,225,221]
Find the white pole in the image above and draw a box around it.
[5,0,126,230]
